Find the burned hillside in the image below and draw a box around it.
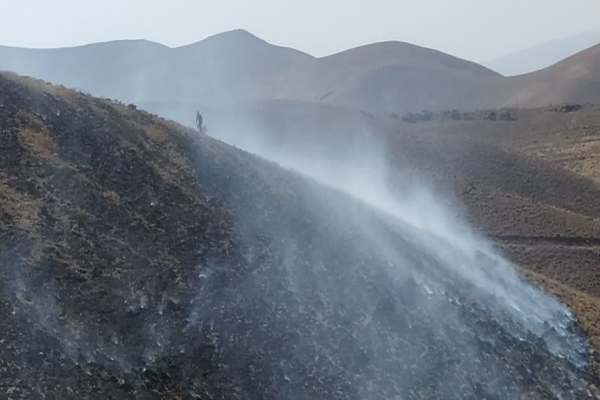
[0,73,598,399]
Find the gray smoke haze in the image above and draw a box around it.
[195,102,594,397]
[206,105,588,348]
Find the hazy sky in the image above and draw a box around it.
[1,0,599,61]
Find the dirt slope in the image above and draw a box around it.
[1,73,599,399]
[502,44,600,107]
[204,99,600,363]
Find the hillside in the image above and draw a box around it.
[487,31,600,76]
[204,99,600,356]
[271,41,502,113]
[503,44,600,108]
[1,73,599,399]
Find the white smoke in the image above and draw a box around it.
[204,106,591,370]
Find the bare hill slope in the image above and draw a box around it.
[1,73,598,399]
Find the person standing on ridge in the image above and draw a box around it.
[196,111,207,134]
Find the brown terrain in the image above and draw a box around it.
[408,105,600,356]
[2,71,600,399]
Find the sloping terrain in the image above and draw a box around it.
[1,73,599,399]
[396,106,600,351]
[203,99,600,359]
[502,45,600,108]
[270,41,502,113]
[486,31,600,76]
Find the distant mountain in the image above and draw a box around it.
[0,30,313,105]
[1,29,600,118]
[503,43,600,107]
[0,30,504,115]
[290,41,502,113]
[487,31,600,76]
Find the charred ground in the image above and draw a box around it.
[1,73,599,399]
[204,99,600,371]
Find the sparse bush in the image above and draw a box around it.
[560,104,583,113]
[402,110,434,123]
[499,110,516,121]
[485,111,497,121]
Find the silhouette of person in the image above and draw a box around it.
[196,111,203,132]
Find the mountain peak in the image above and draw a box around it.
[320,39,500,77]
[213,29,261,39]
[180,29,267,49]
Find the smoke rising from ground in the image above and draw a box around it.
[0,57,597,398]
[198,104,594,395]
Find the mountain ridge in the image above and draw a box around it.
[0,29,506,112]
[2,29,600,114]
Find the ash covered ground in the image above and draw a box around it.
[0,73,598,399]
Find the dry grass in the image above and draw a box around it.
[528,139,600,184]
[0,176,41,230]
[101,190,121,206]
[17,128,58,161]
[523,268,600,378]
[1,71,80,107]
